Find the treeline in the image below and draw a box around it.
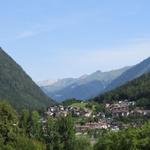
[1,101,150,150]
[94,121,150,150]
[93,73,150,108]
[0,101,91,150]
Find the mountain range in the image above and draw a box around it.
[0,47,54,110]
[40,57,150,102]
[39,67,130,101]
[0,46,149,108]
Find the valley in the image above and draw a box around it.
[0,48,149,150]
[1,0,150,149]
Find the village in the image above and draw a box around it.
[45,100,150,132]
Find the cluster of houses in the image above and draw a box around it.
[106,100,150,118]
[75,119,109,132]
[106,100,134,117]
[46,105,92,118]
[75,118,124,132]
[46,100,150,132]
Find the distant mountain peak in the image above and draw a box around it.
[94,70,102,74]
[37,80,57,86]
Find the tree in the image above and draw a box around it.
[44,117,62,150]
[30,111,42,140]
[75,136,92,150]
[19,109,30,134]
[10,135,46,150]
[0,101,46,150]
[56,114,75,150]
[94,121,150,150]
[0,101,18,144]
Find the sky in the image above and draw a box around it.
[0,0,150,81]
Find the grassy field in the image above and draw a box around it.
[70,101,98,111]
[70,102,87,109]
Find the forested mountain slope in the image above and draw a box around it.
[93,73,150,108]
[106,57,150,91]
[0,47,54,110]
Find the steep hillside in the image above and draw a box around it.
[0,48,54,110]
[106,57,150,91]
[93,73,150,108]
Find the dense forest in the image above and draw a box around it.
[94,121,150,150]
[0,101,92,150]
[93,73,150,108]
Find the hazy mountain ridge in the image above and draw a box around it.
[0,47,54,110]
[40,57,150,102]
[37,80,57,87]
[106,57,150,92]
[40,67,130,101]
[40,78,77,94]
[51,80,106,101]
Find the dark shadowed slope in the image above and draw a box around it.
[0,47,54,110]
[51,80,105,101]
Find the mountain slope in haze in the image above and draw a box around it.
[37,80,57,87]
[40,67,130,101]
[93,73,150,108]
[106,57,150,92]
[41,78,76,95]
[0,47,54,110]
[51,80,105,101]
[77,67,130,85]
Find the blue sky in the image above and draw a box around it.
[0,0,150,81]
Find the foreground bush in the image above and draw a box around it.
[94,121,150,150]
